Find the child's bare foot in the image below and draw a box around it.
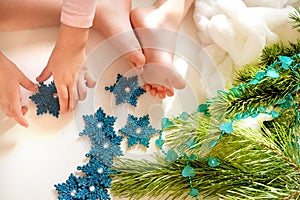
[130,1,193,98]
[93,0,145,72]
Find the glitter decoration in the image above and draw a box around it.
[119,114,159,148]
[55,155,112,200]
[80,107,117,139]
[79,107,123,166]
[105,74,146,107]
[55,174,87,200]
[29,81,60,117]
[88,135,123,166]
[77,155,113,188]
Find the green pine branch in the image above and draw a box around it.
[162,112,220,157]
[111,120,300,199]
[289,7,300,32]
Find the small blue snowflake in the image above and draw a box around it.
[105,74,145,107]
[119,114,159,147]
[29,81,60,117]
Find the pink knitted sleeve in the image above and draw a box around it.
[61,0,97,28]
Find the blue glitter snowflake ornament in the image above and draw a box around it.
[55,154,112,200]
[119,114,160,148]
[80,108,117,139]
[105,74,145,107]
[88,135,123,166]
[79,107,123,166]
[29,81,60,117]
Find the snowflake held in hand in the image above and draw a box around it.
[105,74,145,107]
[29,81,60,117]
[119,114,159,148]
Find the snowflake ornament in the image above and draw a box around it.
[119,114,160,148]
[79,107,123,166]
[55,174,87,200]
[88,135,123,166]
[105,74,146,107]
[55,155,112,200]
[80,177,111,200]
[80,107,117,140]
[77,155,114,188]
[29,81,60,117]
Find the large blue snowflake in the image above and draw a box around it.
[79,107,123,166]
[105,74,146,107]
[55,155,112,200]
[77,155,114,188]
[29,81,60,117]
[55,174,87,200]
[80,108,117,140]
[88,135,123,166]
[119,114,159,148]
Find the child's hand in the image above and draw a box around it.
[0,52,37,127]
[36,24,90,114]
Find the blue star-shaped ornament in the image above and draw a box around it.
[29,81,60,117]
[88,134,123,166]
[79,107,123,166]
[105,74,145,107]
[119,114,160,148]
[80,108,117,140]
[77,155,114,188]
[55,155,113,200]
[55,174,87,200]
[80,177,111,200]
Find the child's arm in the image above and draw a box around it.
[37,0,97,114]
[0,52,37,127]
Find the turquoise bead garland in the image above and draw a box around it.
[156,54,300,199]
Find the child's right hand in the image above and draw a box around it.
[0,52,37,127]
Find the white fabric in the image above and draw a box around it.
[193,0,300,82]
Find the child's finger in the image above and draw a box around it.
[68,85,74,112]
[36,65,52,82]
[56,85,69,114]
[19,73,38,92]
[72,85,79,110]
[7,101,28,128]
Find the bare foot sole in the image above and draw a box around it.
[130,6,186,98]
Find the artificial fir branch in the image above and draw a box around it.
[289,7,300,32]
[235,40,300,84]
[211,66,300,119]
[111,122,300,199]
[162,112,220,157]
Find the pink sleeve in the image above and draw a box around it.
[61,0,97,28]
